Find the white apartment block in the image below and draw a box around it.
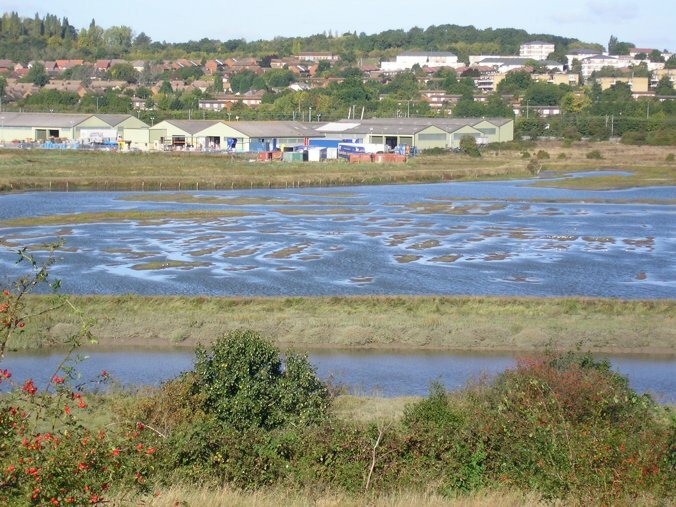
[381,51,461,72]
[520,41,556,61]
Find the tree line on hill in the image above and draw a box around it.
[0,11,597,62]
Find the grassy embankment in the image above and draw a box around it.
[12,295,675,354]
[0,141,673,192]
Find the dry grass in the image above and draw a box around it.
[331,396,420,423]
[120,486,549,507]
[13,295,675,354]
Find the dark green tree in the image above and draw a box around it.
[27,63,49,87]
[524,82,564,106]
[109,63,138,83]
[213,73,224,93]
[497,71,532,95]
[654,76,676,96]
[648,50,665,63]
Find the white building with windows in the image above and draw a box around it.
[580,55,632,79]
[381,51,461,72]
[520,41,556,61]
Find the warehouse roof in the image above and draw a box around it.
[322,117,513,135]
[0,112,91,128]
[157,120,222,135]
[224,121,322,138]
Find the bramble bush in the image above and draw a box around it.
[0,247,161,505]
[464,352,673,501]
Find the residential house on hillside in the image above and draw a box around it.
[4,82,39,101]
[95,60,111,73]
[44,80,87,96]
[420,90,462,112]
[629,47,657,58]
[297,52,339,62]
[475,56,564,73]
[513,103,561,117]
[197,90,266,111]
[651,68,676,87]
[204,59,224,74]
[596,76,650,92]
[55,60,84,71]
[565,48,602,67]
[534,73,580,86]
[580,54,632,79]
[130,61,146,72]
[88,80,129,94]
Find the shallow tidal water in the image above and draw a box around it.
[0,177,674,298]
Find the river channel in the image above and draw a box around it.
[0,177,674,298]
[2,349,675,403]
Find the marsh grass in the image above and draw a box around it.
[0,149,527,192]
[1,143,673,192]
[12,295,675,354]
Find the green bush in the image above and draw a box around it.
[557,152,567,159]
[485,140,535,151]
[191,329,330,430]
[646,128,676,146]
[586,150,603,159]
[666,153,675,161]
[420,147,449,156]
[521,151,531,159]
[621,130,647,145]
[459,135,481,157]
[561,139,573,148]
[535,150,550,159]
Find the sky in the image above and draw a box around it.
[2,0,674,51]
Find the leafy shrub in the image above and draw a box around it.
[621,130,647,145]
[557,152,567,159]
[561,139,573,148]
[562,127,581,141]
[521,151,531,159]
[191,329,330,430]
[586,150,603,159]
[420,147,449,156]
[666,153,675,161]
[535,150,550,159]
[459,135,481,157]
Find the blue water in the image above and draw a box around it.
[2,349,674,403]
[0,178,674,298]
